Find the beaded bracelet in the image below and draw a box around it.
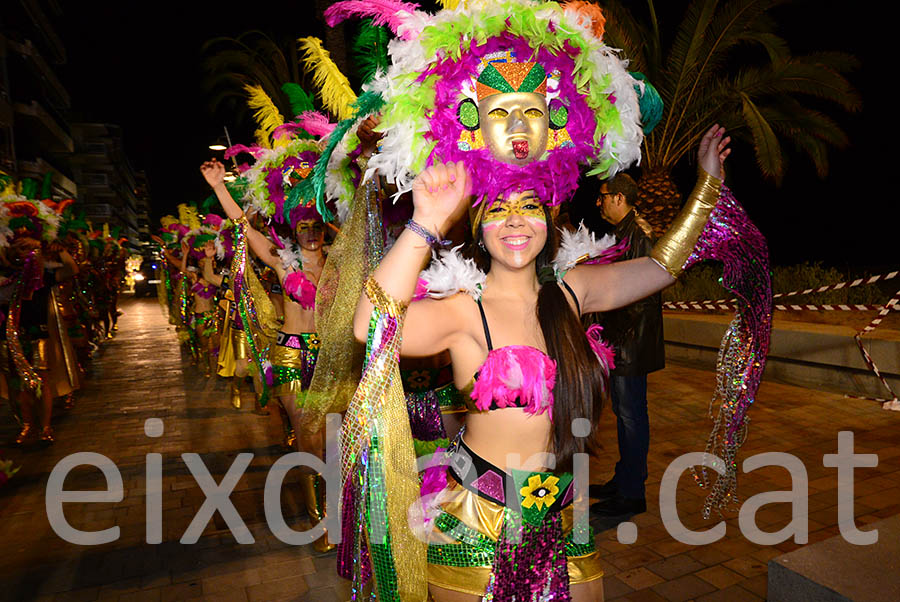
[405,219,451,248]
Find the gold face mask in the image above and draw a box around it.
[478,92,549,165]
[481,194,546,227]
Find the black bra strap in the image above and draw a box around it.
[560,279,581,316]
[475,299,494,351]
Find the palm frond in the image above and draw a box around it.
[741,92,783,182]
[598,1,652,75]
[730,56,861,111]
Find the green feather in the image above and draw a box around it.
[20,178,38,200]
[284,90,386,223]
[631,72,663,134]
[281,83,315,118]
[353,19,390,85]
[40,172,53,199]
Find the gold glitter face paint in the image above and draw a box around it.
[481,195,547,228]
[481,192,547,269]
[477,92,549,165]
[295,220,325,251]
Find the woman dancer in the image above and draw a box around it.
[356,124,728,601]
[201,158,334,552]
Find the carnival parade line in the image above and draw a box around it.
[0,297,896,600]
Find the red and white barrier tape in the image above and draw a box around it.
[775,270,898,300]
[666,269,900,411]
[848,287,900,410]
[663,301,899,312]
[690,270,899,305]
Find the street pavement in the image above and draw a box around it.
[1,297,897,601]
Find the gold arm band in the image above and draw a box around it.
[234,213,249,227]
[650,169,722,278]
[364,275,409,318]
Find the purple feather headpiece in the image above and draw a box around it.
[425,35,596,206]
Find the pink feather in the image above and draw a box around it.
[296,111,337,137]
[583,237,630,265]
[586,324,616,373]
[203,214,224,229]
[283,271,317,310]
[411,278,429,302]
[470,346,557,418]
[225,144,266,160]
[324,0,420,37]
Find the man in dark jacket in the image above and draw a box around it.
[590,173,665,519]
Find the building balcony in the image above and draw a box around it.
[20,0,66,64]
[13,99,72,152]
[81,202,114,219]
[6,38,70,109]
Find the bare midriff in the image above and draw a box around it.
[192,290,215,313]
[463,408,552,472]
[281,286,316,333]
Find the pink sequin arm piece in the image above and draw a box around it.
[470,346,557,417]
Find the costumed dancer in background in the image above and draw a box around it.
[58,213,95,374]
[202,157,335,551]
[1,195,81,445]
[153,218,189,329]
[103,233,127,335]
[180,215,225,378]
[198,214,267,413]
[203,70,365,551]
[322,1,769,600]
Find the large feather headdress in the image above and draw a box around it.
[325,0,645,206]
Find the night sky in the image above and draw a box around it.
[56,1,885,269]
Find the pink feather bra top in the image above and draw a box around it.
[468,345,557,417]
[466,290,616,419]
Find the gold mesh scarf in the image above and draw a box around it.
[230,218,279,401]
[298,158,378,435]
[341,276,427,600]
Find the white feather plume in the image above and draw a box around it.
[214,233,226,260]
[276,239,303,272]
[418,245,485,300]
[551,223,618,276]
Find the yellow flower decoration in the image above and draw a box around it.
[519,474,560,511]
[406,370,431,390]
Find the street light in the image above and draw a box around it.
[208,143,227,151]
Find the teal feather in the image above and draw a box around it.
[283,90,386,223]
[631,72,663,135]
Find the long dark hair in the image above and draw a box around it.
[467,206,605,472]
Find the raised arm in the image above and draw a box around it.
[179,238,190,275]
[352,162,471,356]
[200,243,224,287]
[567,124,731,313]
[200,159,283,273]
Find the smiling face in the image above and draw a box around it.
[295,220,325,252]
[478,92,549,165]
[481,190,548,269]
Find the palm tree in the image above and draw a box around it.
[599,0,860,230]
[201,31,303,130]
